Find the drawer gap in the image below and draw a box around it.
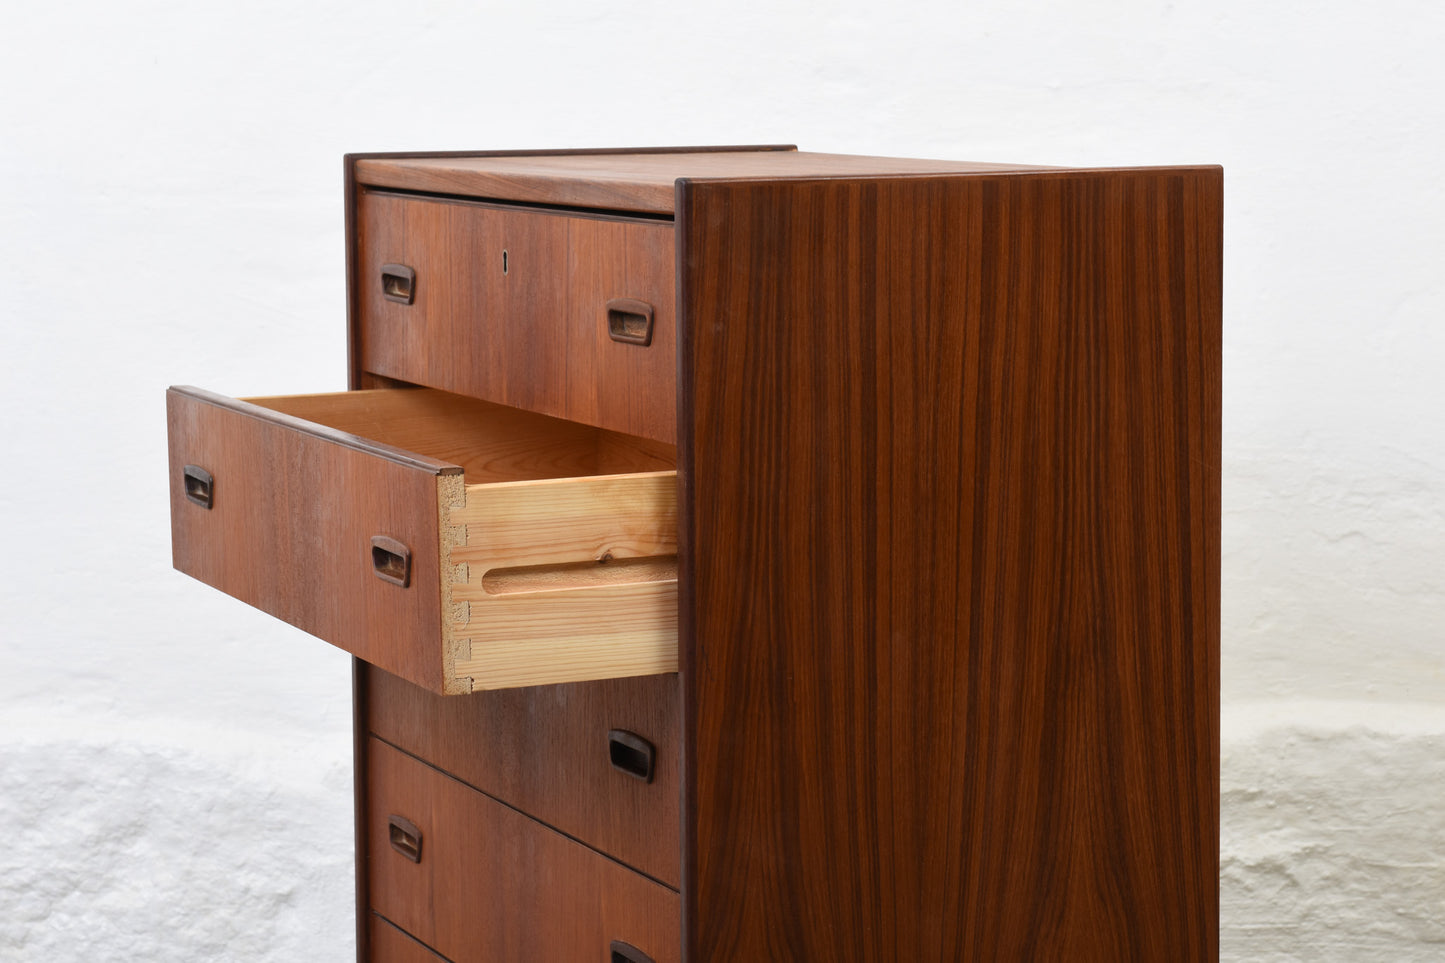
[359,185,677,223]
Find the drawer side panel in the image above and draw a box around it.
[449,470,680,689]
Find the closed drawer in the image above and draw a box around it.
[367,665,680,888]
[167,385,677,694]
[370,915,447,963]
[356,190,676,443]
[368,737,680,963]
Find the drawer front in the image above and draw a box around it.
[166,386,455,691]
[367,666,680,888]
[367,737,680,963]
[168,386,678,695]
[357,190,677,443]
[370,915,447,962]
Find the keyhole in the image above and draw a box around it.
[502,250,508,275]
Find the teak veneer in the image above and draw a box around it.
[168,385,678,694]
[168,146,1221,962]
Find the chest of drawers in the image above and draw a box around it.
[167,146,1222,961]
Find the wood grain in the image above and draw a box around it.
[479,556,676,594]
[366,737,681,962]
[447,469,678,689]
[678,169,1222,960]
[177,149,1223,961]
[449,582,678,689]
[167,386,452,692]
[356,191,677,442]
[452,470,677,569]
[344,146,793,393]
[354,151,1059,215]
[366,664,681,888]
[368,915,448,963]
[169,386,679,696]
[252,387,672,485]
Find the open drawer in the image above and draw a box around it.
[166,386,677,694]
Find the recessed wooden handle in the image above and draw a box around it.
[183,465,213,509]
[610,941,656,963]
[371,535,411,587]
[607,729,655,784]
[606,298,654,346]
[381,263,415,304]
[387,814,422,863]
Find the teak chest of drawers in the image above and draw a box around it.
[167,146,1222,962]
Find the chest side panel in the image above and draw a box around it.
[679,170,1222,961]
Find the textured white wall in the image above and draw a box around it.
[2,0,1441,959]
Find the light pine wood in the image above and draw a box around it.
[446,470,678,690]
[450,582,679,689]
[452,471,677,568]
[437,472,468,694]
[480,556,677,594]
[170,386,679,695]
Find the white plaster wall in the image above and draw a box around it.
[1,0,1440,959]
